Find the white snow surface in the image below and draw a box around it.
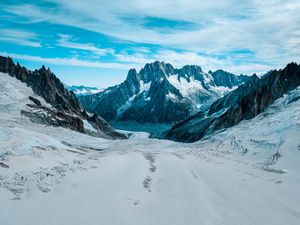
[1,72,300,225]
[167,75,206,97]
[82,119,98,133]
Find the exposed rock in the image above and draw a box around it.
[29,96,42,106]
[163,62,300,142]
[0,162,9,168]
[0,56,127,139]
[79,61,248,124]
[209,70,250,88]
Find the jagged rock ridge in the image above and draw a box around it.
[0,56,126,139]
[79,61,249,124]
[163,62,300,142]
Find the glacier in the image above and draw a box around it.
[0,72,300,225]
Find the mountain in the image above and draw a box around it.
[79,61,249,124]
[0,56,126,139]
[163,62,300,142]
[67,85,103,96]
[209,70,249,88]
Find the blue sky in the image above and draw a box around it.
[0,0,299,88]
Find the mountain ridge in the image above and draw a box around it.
[163,62,300,142]
[79,61,250,124]
[67,85,103,96]
[0,56,126,139]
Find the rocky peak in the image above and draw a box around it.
[176,65,206,82]
[210,69,249,88]
[79,60,252,125]
[0,56,127,139]
[126,68,141,86]
[126,68,139,80]
[163,62,300,142]
[139,61,175,83]
[179,65,203,74]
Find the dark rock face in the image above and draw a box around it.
[29,96,42,106]
[79,61,247,124]
[0,56,126,139]
[21,104,85,132]
[119,77,191,123]
[164,62,300,142]
[0,57,81,114]
[209,70,250,88]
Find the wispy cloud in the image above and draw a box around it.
[1,0,299,83]
[4,0,300,68]
[0,29,41,47]
[0,52,138,70]
[57,34,114,56]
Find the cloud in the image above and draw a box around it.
[0,29,41,47]
[110,49,277,75]
[57,34,114,56]
[153,50,276,75]
[0,52,138,70]
[2,0,300,75]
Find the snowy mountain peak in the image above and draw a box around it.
[164,62,300,142]
[67,85,103,96]
[79,61,250,124]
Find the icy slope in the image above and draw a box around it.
[0,75,300,225]
[197,87,300,170]
[0,57,126,139]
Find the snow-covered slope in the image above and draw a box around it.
[0,57,126,139]
[1,71,300,225]
[79,61,249,124]
[0,73,112,137]
[198,86,300,170]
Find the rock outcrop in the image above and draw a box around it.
[79,61,248,124]
[0,56,126,139]
[163,62,300,142]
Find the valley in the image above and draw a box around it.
[1,1,300,224]
[0,67,300,224]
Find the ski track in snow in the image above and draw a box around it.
[1,73,300,225]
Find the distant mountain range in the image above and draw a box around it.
[163,62,300,142]
[79,61,250,124]
[67,85,103,96]
[1,55,298,144]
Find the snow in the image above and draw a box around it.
[1,72,300,225]
[166,92,177,99]
[167,74,206,97]
[82,119,98,133]
[68,86,103,95]
[117,81,152,116]
[209,85,236,96]
[117,94,137,116]
[74,88,102,95]
[139,80,151,93]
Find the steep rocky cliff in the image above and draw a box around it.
[79,61,248,124]
[163,62,300,142]
[0,56,126,139]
